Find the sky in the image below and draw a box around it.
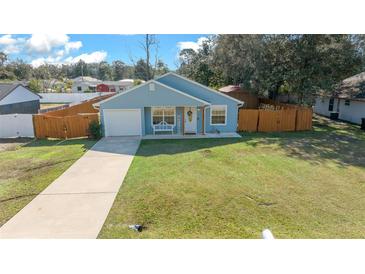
[0,34,209,69]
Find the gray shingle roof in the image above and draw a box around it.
[0,83,42,102]
[0,83,19,101]
[335,72,365,100]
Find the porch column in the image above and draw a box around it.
[201,106,205,135]
[182,107,185,135]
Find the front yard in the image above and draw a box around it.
[0,138,96,227]
[99,116,365,238]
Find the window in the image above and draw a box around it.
[210,105,227,125]
[149,83,155,91]
[345,99,350,106]
[328,98,334,111]
[152,107,175,125]
[77,86,82,91]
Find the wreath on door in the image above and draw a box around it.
[187,110,193,122]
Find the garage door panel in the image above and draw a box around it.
[104,109,142,136]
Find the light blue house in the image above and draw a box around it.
[95,72,243,137]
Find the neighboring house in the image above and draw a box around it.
[219,85,258,109]
[95,72,243,137]
[314,72,365,125]
[72,76,134,93]
[71,76,101,93]
[97,80,134,93]
[0,84,41,114]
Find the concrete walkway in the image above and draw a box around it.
[0,137,141,239]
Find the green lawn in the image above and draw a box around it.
[99,116,365,239]
[0,138,96,227]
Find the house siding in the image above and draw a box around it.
[156,74,240,133]
[100,82,207,136]
[99,75,242,136]
[314,97,365,125]
[0,86,40,106]
[0,100,40,115]
[314,97,339,117]
[338,99,365,124]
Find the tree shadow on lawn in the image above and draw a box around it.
[22,138,96,151]
[137,115,365,168]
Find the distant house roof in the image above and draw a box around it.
[118,79,134,83]
[334,72,365,101]
[218,85,241,93]
[72,76,100,82]
[0,83,41,101]
[102,81,132,86]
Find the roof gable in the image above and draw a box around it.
[0,84,41,102]
[156,72,243,105]
[96,80,210,108]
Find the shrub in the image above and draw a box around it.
[89,120,102,139]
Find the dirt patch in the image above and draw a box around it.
[200,149,213,157]
[0,138,33,152]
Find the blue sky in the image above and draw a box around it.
[0,34,208,69]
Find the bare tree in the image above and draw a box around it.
[139,34,158,80]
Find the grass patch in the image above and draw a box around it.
[99,116,365,238]
[0,138,97,227]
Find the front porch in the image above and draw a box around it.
[142,132,241,140]
[145,105,208,136]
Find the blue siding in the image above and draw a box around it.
[156,74,240,133]
[100,82,205,109]
[99,74,241,135]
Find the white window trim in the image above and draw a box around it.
[210,105,227,126]
[151,106,176,127]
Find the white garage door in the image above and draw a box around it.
[104,109,142,136]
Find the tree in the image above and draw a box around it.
[112,60,126,80]
[74,60,88,78]
[11,60,32,80]
[28,78,42,92]
[134,59,148,81]
[140,34,158,80]
[177,36,223,88]
[0,52,7,66]
[210,34,365,103]
[98,61,112,80]
[154,60,169,76]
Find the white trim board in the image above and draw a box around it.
[155,72,244,105]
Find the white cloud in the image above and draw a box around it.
[26,34,70,54]
[0,34,24,54]
[56,49,65,57]
[65,41,82,53]
[177,36,209,52]
[0,34,17,45]
[64,51,107,64]
[1,34,104,68]
[31,56,62,67]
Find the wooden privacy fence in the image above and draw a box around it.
[33,113,98,139]
[33,94,113,139]
[43,94,112,117]
[238,107,312,132]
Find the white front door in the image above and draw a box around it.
[184,107,197,133]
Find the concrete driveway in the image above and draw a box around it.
[0,137,141,239]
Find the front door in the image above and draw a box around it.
[184,107,197,133]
